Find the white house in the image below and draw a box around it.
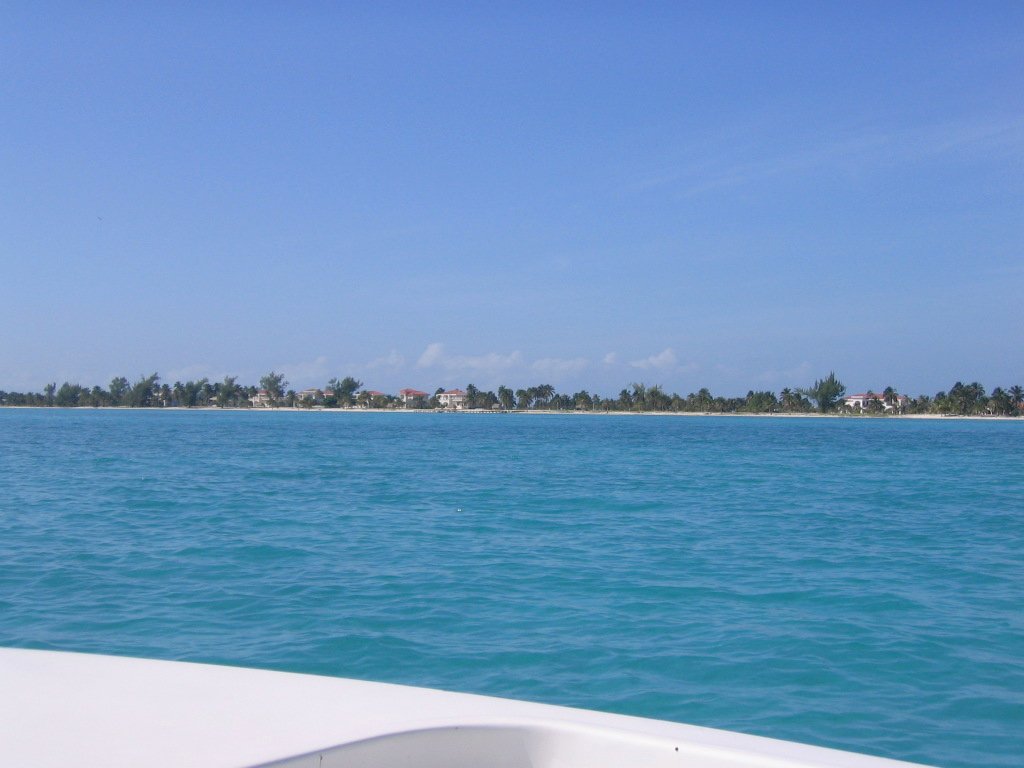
[297,388,323,404]
[250,389,273,408]
[844,392,909,412]
[398,388,428,407]
[437,389,466,409]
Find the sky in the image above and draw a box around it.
[2,3,1022,397]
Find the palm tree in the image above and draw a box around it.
[647,385,670,411]
[989,387,1015,416]
[882,386,897,413]
[532,384,554,408]
[217,376,239,407]
[1009,385,1023,410]
[780,388,794,412]
[948,381,986,415]
[497,386,515,410]
[573,390,593,410]
[697,387,712,412]
[515,389,532,410]
[631,383,647,411]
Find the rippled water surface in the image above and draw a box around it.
[1,410,1022,766]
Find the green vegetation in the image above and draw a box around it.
[800,371,846,413]
[259,372,288,403]
[0,371,1021,416]
[325,376,361,407]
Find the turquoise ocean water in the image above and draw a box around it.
[1,409,1021,766]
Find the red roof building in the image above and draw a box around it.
[398,388,428,406]
[437,389,467,409]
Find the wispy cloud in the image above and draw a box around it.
[603,352,617,365]
[364,350,404,370]
[279,355,330,388]
[164,364,221,383]
[633,114,1024,199]
[905,115,1024,159]
[629,348,677,370]
[416,342,524,378]
[753,361,813,386]
[416,342,445,368]
[531,357,588,379]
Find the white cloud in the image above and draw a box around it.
[164,364,220,383]
[531,357,588,379]
[278,355,330,388]
[629,348,677,370]
[416,343,524,379]
[365,350,404,370]
[603,352,617,365]
[645,115,1024,200]
[417,342,445,368]
[450,350,524,374]
[754,361,812,385]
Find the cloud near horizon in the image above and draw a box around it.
[164,363,223,384]
[414,344,595,387]
[416,343,445,368]
[416,343,524,376]
[278,355,330,388]
[364,350,405,370]
[753,361,813,386]
[531,356,589,379]
[629,348,677,370]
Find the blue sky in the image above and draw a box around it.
[2,3,1021,396]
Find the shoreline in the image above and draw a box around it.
[1,405,1020,421]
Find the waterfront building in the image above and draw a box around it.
[437,389,467,409]
[398,388,428,407]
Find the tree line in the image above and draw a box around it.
[1,371,1021,416]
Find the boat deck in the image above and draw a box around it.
[0,648,931,768]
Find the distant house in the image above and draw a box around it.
[398,388,428,407]
[250,389,273,408]
[437,389,466,409]
[356,390,388,408]
[844,392,908,412]
[297,388,323,404]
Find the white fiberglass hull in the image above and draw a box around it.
[0,648,931,768]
